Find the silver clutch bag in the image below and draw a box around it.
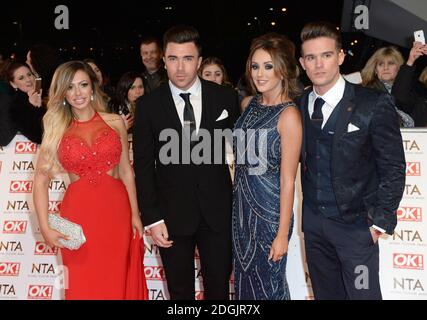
[48,214,86,250]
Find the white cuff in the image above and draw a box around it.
[145,220,165,231]
[371,225,386,234]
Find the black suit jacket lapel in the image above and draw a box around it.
[161,84,183,133]
[200,79,212,131]
[332,81,356,149]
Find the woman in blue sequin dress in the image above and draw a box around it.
[232,33,302,300]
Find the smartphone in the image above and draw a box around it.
[414,30,426,45]
[119,106,130,116]
[34,78,42,94]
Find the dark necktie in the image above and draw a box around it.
[311,97,325,129]
[179,93,196,139]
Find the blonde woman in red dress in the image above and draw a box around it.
[33,61,144,300]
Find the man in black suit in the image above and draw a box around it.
[298,22,406,300]
[133,25,239,300]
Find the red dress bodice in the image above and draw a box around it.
[58,112,122,185]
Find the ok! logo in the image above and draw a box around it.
[397,207,422,222]
[34,242,58,256]
[9,181,33,193]
[2,221,28,234]
[393,253,424,270]
[0,262,21,276]
[15,141,37,154]
[27,285,53,300]
[406,162,421,176]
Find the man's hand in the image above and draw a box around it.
[369,227,382,244]
[149,222,173,248]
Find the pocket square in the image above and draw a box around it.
[216,109,229,121]
[347,123,360,133]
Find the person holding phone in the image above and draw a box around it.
[0,60,45,144]
[361,46,415,127]
[108,72,145,131]
[392,40,427,127]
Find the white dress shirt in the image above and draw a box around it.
[308,76,385,234]
[169,77,203,133]
[308,75,345,129]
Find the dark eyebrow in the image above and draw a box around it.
[70,80,89,85]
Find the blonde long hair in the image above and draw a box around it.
[40,61,107,177]
[361,46,404,90]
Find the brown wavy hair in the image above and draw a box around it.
[246,32,301,100]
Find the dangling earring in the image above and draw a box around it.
[63,100,67,106]
[91,95,94,101]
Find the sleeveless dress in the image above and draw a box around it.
[232,96,295,300]
[58,112,132,300]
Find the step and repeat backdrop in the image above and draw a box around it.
[1,129,426,300]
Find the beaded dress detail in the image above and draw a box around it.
[57,112,132,300]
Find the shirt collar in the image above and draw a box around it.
[169,77,201,100]
[311,75,346,108]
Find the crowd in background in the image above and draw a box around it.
[1,32,427,147]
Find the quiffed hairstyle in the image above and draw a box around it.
[163,25,202,56]
[300,21,342,53]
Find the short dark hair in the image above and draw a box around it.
[163,25,202,56]
[300,21,342,52]
[140,37,162,51]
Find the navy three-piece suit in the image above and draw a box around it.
[299,80,406,299]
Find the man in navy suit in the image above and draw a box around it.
[133,25,239,300]
[298,22,406,300]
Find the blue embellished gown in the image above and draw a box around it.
[232,96,295,300]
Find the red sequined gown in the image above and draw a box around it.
[58,112,131,300]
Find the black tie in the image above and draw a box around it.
[311,97,325,129]
[179,93,196,139]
